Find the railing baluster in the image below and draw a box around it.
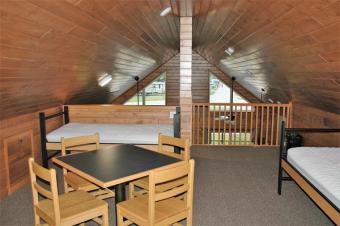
[192,105,195,144]
[250,106,253,145]
[245,106,248,145]
[191,103,290,147]
[239,105,242,144]
[271,106,274,146]
[202,105,205,144]
[266,106,269,145]
[276,106,281,146]
[208,105,210,145]
[223,105,227,144]
[255,106,259,145]
[197,105,200,144]
[234,105,237,145]
[218,105,221,145]
[213,105,216,145]
[260,106,264,145]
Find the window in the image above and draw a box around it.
[209,73,248,104]
[124,73,166,105]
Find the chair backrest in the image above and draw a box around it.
[158,134,190,161]
[61,133,100,156]
[28,158,60,225]
[148,159,195,225]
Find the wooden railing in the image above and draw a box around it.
[192,103,292,146]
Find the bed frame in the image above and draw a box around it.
[39,106,181,168]
[277,121,340,224]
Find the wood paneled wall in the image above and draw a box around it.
[113,52,259,105]
[0,106,63,199]
[292,102,340,147]
[68,105,176,125]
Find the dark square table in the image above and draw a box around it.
[52,144,180,203]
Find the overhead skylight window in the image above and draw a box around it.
[160,6,171,16]
[98,73,112,87]
[225,46,235,55]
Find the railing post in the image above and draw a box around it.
[278,120,286,195]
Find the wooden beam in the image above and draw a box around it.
[180,17,193,142]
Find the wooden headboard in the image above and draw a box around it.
[67,105,177,125]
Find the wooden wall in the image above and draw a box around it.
[0,106,63,199]
[292,102,340,147]
[68,105,176,125]
[113,52,259,105]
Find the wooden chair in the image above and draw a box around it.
[129,134,190,198]
[61,133,114,200]
[117,160,195,226]
[28,158,109,226]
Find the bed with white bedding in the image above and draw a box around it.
[39,105,181,168]
[287,147,340,209]
[277,122,340,225]
[46,123,174,144]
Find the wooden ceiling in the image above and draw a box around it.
[193,0,340,113]
[1,0,339,119]
[0,0,190,118]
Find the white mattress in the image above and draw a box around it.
[287,147,340,209]
[46,123,174,144]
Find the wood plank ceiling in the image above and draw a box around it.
[1,0,339,119]
[193,0,340,113]
[0,0,183,118]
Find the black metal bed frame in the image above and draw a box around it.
[39,106,70,168]
[39,106,181,168]
[277,121,340,222]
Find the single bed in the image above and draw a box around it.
[277,121,340,224]
[39,105,181,168]
[46,123,174,144]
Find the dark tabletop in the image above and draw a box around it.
[54,144,179,185]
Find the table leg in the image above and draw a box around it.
[115,183,126,226]
[115,183,126,204]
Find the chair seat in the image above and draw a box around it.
[37,190,107,224]
[65,172,99,191]
[118,195,188,225]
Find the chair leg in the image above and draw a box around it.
[33,211,40,226]
[117,208,124,226]
[187,208,193,226]
[63,170,69,193]
[102,208,109,226]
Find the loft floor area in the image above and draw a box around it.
[0,146,332,226]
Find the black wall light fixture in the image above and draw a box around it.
[134,76,140,105]
[260,88,265,102]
